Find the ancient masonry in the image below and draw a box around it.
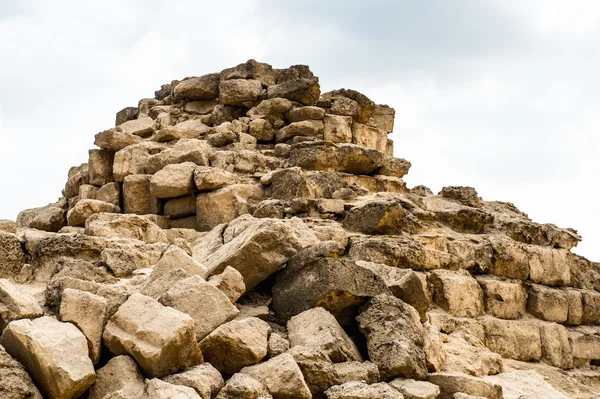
[1,60,600,399]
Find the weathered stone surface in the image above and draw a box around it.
[343,201,407,235]
[483,369,570,399]
[351,123,387,152]
[249,118,275,142]
[59,288,107,364]
[0,316,96,399]
[208,266,246,303]
[430,270,484,318]
[268,332,290,358]
[150,162,197,199]
[17,205,66,232]
[356,295,427,380]
[0,231,26,278]
[66,199,120,227]
[200,317,271,374]
[273,257,390,324]
[275,119,324,143]
[222,60,276,86]
[426,373,502,399]
[103,293,202,377]
[118,116,155,137]
[538,322,573,369]
[220,79,263,106]
[481,317,542,361]
[88,149,115,185]
[423,322,446,372]
[0,344,42,399]
[96,182,121,206]
[368,104,395,133]
[333,361,380,386]
[527,284,569,323]
[146,139,213,174]
[325,381,403,399]
[146,378,202,399]
[216,373,273,399]
[162,363,225,399]
[267,77,320,106]
[88,355,146,399]
[288,307,362,363]
[115,106,138,125]
[123,174,161,215]
[323,114,353,144]
[196,184,264,231]
[286,345,337,397]
[388,379,440,399]
[203,216,315,290]
[173,74,221,101]
[194,166,239,191]
[0,219,17,234]
[95,128,143,151]
[581,289,600,325]
[164,195,196,218]
[441,332,503,376]
[568,327,600,362]
[241,353,312,399]
[159,275,239,340]
[0,279,43,330]
[85,213,168,243]
[113,141,165,182]
[476,276,526,320]
[286,106,325,122]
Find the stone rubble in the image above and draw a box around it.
[2,59,600,399]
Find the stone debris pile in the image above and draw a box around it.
[1,60,600,399]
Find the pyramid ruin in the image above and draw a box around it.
[1,60,600,398]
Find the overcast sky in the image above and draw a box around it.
[0,0,598,261]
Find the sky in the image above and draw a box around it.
[0,0,598,261]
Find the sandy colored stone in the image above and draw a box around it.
[159,275,239,341]
[325,381,403,399]
[194,166,239,191]
[267,77,320,106]
[113,141,165,182]
[66,199,120,227]
[333,362,380,385]
[173,73,220,101]
[196,184,264,231]
[481,317,541,362]
[441,332,503,376]
[17,205,66,232]
[0,316,96,399]
[85,213,168,243]
[123,174,162,214]
[150,245,209,282]
[219,79,263,105]
[200,317,271,374]
[538,322,573,369]
[268,332,290,358]
[476,276,526,320]
[430,270,484,318]
[241,353,312,399]
[88,355,146,399]
[527,284,569,323]
[208,266,246,303]
[275,120,324,143]
[145,378,201,399]
[146,139,213,174]
[288,307,362,363]
[103,293,202,377]
[0,344,43,399]
[59,289,107,364]
[118,116,155,137]
[88,149,115,186]
[96,182,121,207]
[162,363,225,399]
[216,373,272,399]
[343,200,407,235]
[426,373,502,399]
[0,279,43,330]
[150,162,197,199]
[95,128,143,151]
[357,295,427,380]
[388,379,440,399]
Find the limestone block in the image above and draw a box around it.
[430,270,484,318]
[88,355,146,399]
[215,373,272,399]
[0,279,43,330]
[527,284,569,323]
[481,317,542,361]
[162,363,225,399]
[66,199,120,227]
[476,276,527,319]
[325,381,403,399]
[88,149,115,185]
[173,73,220,101]
[208,266,246,303]
[85,213,168,243]
[351,122,387,152]
[196,184,264,231]
[241,353,312,399]
[219,79,263,106]
[150,162,197,199]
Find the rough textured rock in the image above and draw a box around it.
[162,363,225,399]
[216,373,273,399]
[325,381,403,399]
[150,162,197,198]
[388,379,440,399]
[102,293,202,377]
[0,279,43,330]
[173,74,221,101]
[430,270,484,318]
[0,344,42,399]
[426,373,502,399]
[85,213,168,243]
[208,265,246,302]
[158,275,240,340]
[59,288,107,364]
[0,316,96,399]
[200,317,271,374]
[241,353,312,399]
[196,184,264,231]
[288,307,362,363]
[67,199,120,227]
[481,317,542,362]
[88,355,146,399]
[356,295,427,380]
[145,378,202,399]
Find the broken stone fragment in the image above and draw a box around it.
[88,149,115,186]
[150,161,197,199]
[66,199,120,227]
[0,343,43,399]
[88,355,146,399]
[0,316,96,399]
[268,332,290,358]
[146,139,213,174]
[59,288,107,365]
[222,59,276,86]
[94,128,143,151]
[440,332,503,376]
[219,79,263,106]
[0,279,43,330]
[102,293,202,377]
[16,205,66,232]
[208,266,246,303]
[343,200,407,235]
[426,373,503,399]
[196,184,264,231]
[173,73,221,101]
[199,317,271,374]
[119,116,155,137]
[267,77,320,106]
[325,381,403,399]
[85,213,168,243]
[123,174,162,215]
[272,257,390,324]
[145,378,202,399]
[158,275,239,341]
[429,270,484,318]
[388,378,440,399]
[0,231,26,278]
[287,307,362,363]
[357,294,427,380]
[162,363,225,399]
[216,373,273,399]
[241,353,312,399]
[333,361,380,386]
[113,141,166,182]
[275,119,324,143]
